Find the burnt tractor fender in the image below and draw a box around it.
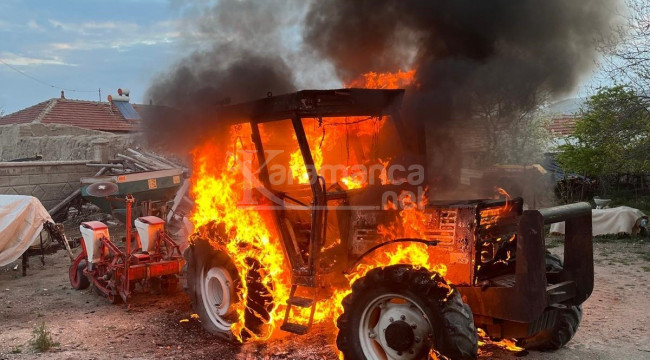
[457,202,593,326]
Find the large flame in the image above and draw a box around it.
[189,70,451,344]
[288,69,416,188]
[190,125,292,341]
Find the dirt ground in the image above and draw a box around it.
[1,238,649,360]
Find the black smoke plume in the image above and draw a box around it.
[304,0,618,119]
[146,0,619,185]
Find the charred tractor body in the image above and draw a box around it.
[186,89,593,359]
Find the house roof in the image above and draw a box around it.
[547,116,579,137]
[0,98,140,132]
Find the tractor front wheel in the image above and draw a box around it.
[186,240,240,340]
[186,238,273,341]
[336,264,478,360]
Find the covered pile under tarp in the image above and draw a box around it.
[0,195,52,266]
[550,206,648,236]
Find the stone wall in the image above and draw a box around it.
[0,161,96,210]
[0,123,138,161]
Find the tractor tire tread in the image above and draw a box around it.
[336,264,478,360]
[518,253,583,351]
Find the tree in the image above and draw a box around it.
[557,86,650,188]
[468,87,550,165]
[599,0,650,102]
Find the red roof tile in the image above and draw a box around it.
[0,98,140,132]
[0,100,51,125]
[548,116,578,136]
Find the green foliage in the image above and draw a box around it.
[558,86,650,177]
[608,192,650,215]
[31,322,59,352]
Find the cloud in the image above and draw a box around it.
[50,43,73,50]
[45,19,179,51]
[49,19,138,35]
[27,20,42,31]
[0,52,75,66]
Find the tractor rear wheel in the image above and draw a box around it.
[336,264,478,360]
[186,238,272,341]
[517,253,583,350]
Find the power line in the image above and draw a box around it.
[0,58,97,93]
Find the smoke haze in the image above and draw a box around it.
[146,0,620,161]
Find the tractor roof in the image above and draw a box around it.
[215,88,405,124]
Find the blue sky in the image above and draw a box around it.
[0,0,180,114]
[0,0,608,115]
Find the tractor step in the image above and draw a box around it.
[280,323,309,335]
[292,274,317,287]
[280,284,318,335]
[287,296,314,308]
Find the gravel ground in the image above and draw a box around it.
[1,239,649,360]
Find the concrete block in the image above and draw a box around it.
[43,164,76,174]
[0,167,23,176]
[43,164,68,174]
[20,166,43,175]
[63,172,84,183]
[42,165,58,174]
[13,185,35,196]
[0,176,9,187]
[40,183,66,201]
[48,172,68,183]
[61,182,73,195]
[31,185,46,199]
[62,164,86,173]
[29,174,49,185]
[9,175,29,186]
[43,165,65,174]
[67,181,82,191]
[0,187,18,195]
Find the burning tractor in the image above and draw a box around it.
[186,89,593,359]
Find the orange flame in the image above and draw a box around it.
[189,69,449,345]
[288,69,415,188]
[346,69,417,89]
[190,126,291,341]
[378,191,430,240]
[477,328,525,353]
[289,146,323,184]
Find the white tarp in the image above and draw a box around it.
[550,205,648,236]
[0,195,52,266]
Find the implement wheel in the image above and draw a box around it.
[336,264,478,360]
[69,252,90,290]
